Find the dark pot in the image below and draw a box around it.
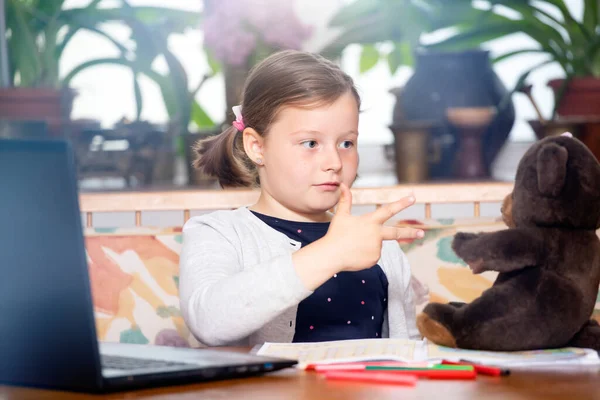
[393,49,515,179]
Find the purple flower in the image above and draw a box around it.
[246,0,312,50]
[202,0,257,66]
[202,0,312,66]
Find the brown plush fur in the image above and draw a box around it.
[417,135,600,352]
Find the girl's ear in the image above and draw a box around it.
[242,128,265,165]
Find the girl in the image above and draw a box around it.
[179,50,424,347]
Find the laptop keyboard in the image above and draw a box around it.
[101,355,192,370]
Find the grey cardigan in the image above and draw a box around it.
[179,207,419,347]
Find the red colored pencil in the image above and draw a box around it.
[364,368,477,380]
[323,371,418,386]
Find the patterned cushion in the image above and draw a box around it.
[85,227,201,348]
[84,220,600,348]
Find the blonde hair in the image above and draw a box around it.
[193,50,360,188]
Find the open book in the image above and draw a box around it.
[254,338,600,370]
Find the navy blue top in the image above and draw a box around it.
[251,211,388,342]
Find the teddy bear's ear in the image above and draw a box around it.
[537,142,568,197]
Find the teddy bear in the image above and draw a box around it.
[416,133,600,352]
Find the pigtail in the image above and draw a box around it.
[192,126,259,188]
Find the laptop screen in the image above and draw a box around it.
[0,139,102,390]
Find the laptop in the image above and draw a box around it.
[0,138,296,393]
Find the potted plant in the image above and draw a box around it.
[320,0,480,74]
[320,0,516,181]
[428,0,600,119]
[0,0,202,136]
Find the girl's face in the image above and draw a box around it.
[251,91,359,221]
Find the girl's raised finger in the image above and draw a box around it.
[370,195,416,224]
[381,226,424,241]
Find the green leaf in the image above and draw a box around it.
[56,0,124,60]
[515,59,557,90]
[59,7,200,33]
[428,2,485,31]
[132,71,143,121]
[394,3,429,47]
[320,13,398,59]
[387,43,404,75]
[359,45,380,73]
[9,0,43,86]
[61,56,141,121]
[119,4,162,65]
[429,17,568,68]
[541,0,593,44]
[400,41,415,67]
[62,57,132,86]
[41,22,61,85]
[116,2,195,131]
[583,0,599,35]
[428,4,577,70]
[32,0,65,17]
[491,1,565,28]
[499,58,556,113]
[492,48,548,64]
[162,50,193,130]
[387,41,414,74]
[428,24,517,51]
[19,0,66,85]
[328,0,378,27]
[582,35,600,76]
[205,50,222,75]
[189,73,212,102]
[550,74,572,119]
[144,70,179,119]
[590,50,600,78]
[190,100,215,129]
[128,7,201,30]
[503,2,570,51]
[58,25,130,61]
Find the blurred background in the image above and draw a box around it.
[1,0,599,191]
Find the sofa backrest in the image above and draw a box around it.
[80,183,599,348]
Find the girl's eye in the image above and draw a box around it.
[340,141,354,149]
[302,140,318,149]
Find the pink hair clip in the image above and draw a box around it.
[232,105,245,131]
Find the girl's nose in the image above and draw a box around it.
[322,147,342,172]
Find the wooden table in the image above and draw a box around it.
[2,349,600,399]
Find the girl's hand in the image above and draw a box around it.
[324,183,423,272]
[292,183,423,290]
